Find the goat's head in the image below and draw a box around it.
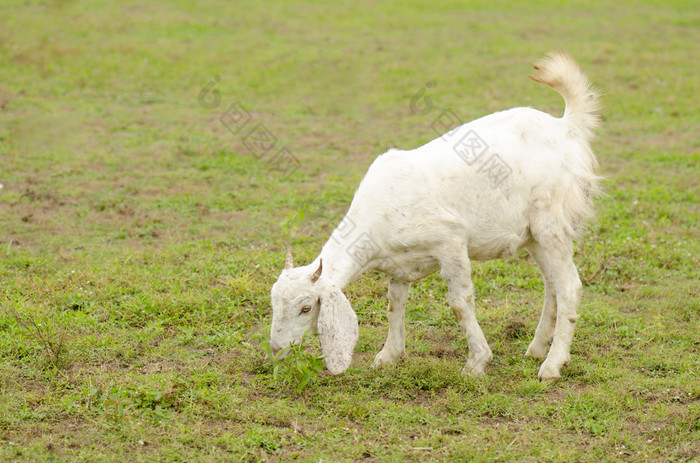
[269,246,358,375]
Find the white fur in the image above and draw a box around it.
[269,52,601,382]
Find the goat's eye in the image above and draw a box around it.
[300,305,312,314]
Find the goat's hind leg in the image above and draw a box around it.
[534,241,583,383]
[374,279,410,366]
[525,241,558,359]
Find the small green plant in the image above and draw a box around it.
[100,382,182,424]
[103,386,133,424]
[260,332,325,393]
[244,429,281,453]
[279,202,314,239]
[3,301,71,370]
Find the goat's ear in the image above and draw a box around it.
[317,286,358,375]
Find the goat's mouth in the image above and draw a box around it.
[269,338,291,360]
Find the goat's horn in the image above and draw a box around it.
[284,243,293,270]
[310,259,323,283]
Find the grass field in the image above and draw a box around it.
[1,0,699,461]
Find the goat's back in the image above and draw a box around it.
[348,106,599,262]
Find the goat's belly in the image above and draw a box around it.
[467,233,530,261]
[373,252,440,282]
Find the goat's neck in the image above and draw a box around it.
[316,226,374,290]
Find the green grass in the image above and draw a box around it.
[1,0,699,461]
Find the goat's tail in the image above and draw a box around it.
[529,52,601,141]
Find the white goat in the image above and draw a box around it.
[270,52,601,382]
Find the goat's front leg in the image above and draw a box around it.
[373,279,410,366]
[441,248,493,377]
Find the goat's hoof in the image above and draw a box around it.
[537,361,561,383]
[462,354,491,378]
[525,343,548,359]
[461,364,486,378]
[464,351,493,377]
[373,350,403,368]
[539,374,561,384]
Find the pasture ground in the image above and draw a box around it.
[1,1,699,461]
